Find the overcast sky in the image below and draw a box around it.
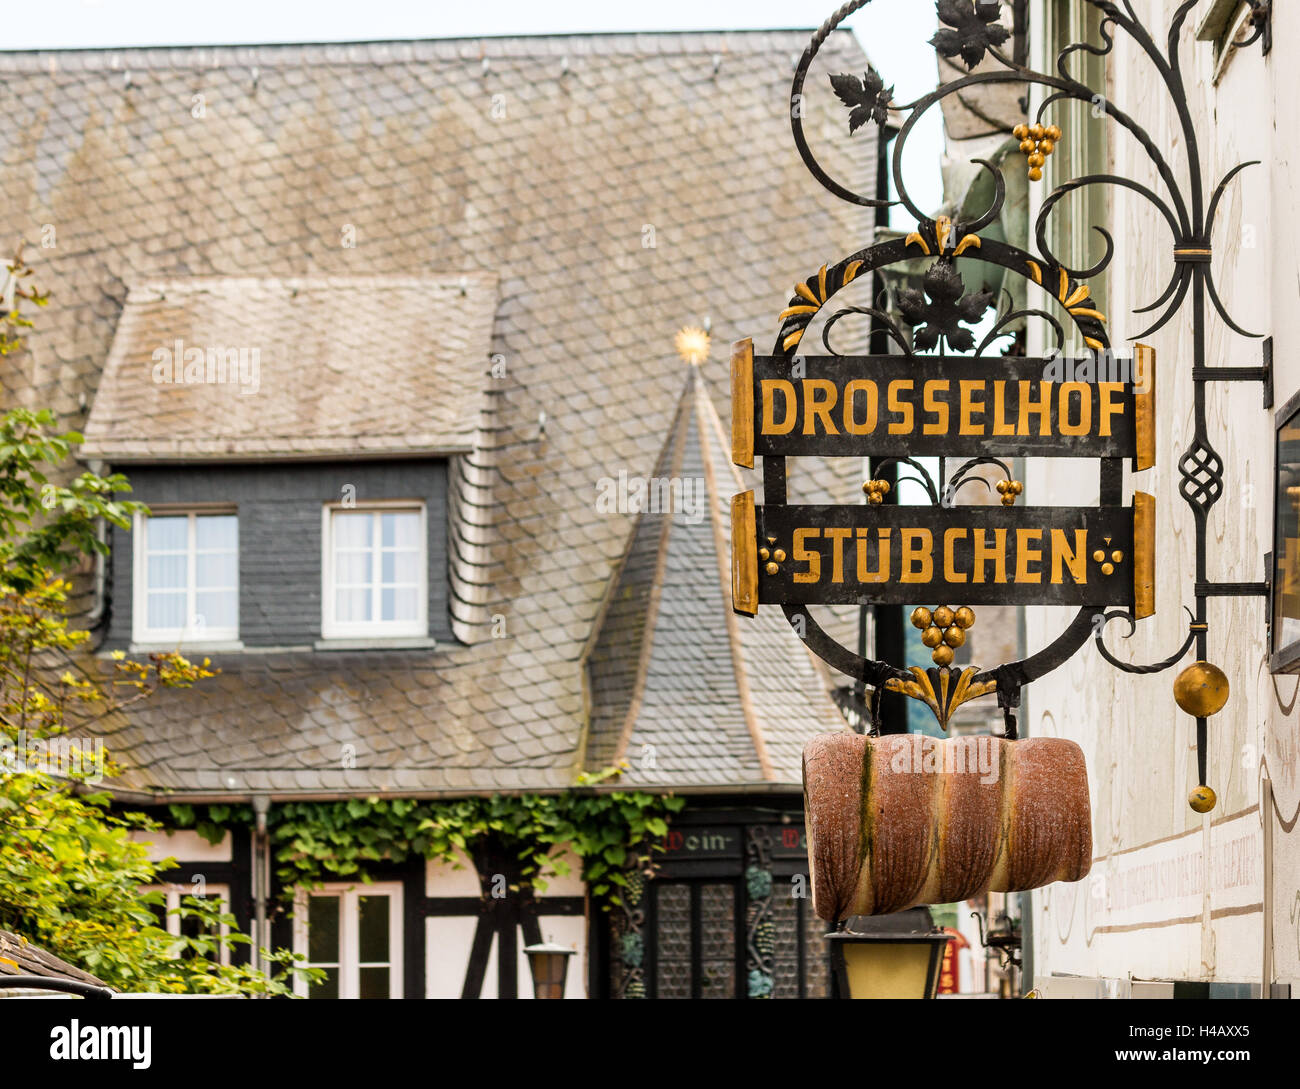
[1,0,942,217]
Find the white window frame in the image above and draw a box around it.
[292,882,404,999]
[132,510,239,645]
[140,881,232,967]
[320,501,427,640]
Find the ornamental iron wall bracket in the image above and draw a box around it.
[734,0,1272,816]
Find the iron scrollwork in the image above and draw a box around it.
[769,1,1270,797]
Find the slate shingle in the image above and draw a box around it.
[0,30,875,797]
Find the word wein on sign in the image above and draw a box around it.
[732,496,1155,612]
[731,341,1155,464]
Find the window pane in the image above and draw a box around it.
[309,967,339,1000]
[699,884,735,999]
[335,551,371,586]
[307,896,340,963]
[327,508,423,633]
[195,515,237,551]
[196,552,237,589]
[336,588,371,622]
[147,591,186,630]
[381,551,419,585]
[357,895,390,964]
[381,512,419,549]
[142,513,240,640]
[803,903,831,999]
[769,881,801,998]
[147,554,187,590]
[195,590,237,631]
[380,588,418,622]
[655,884,691,999]
[333,512,372,549]
[147,516,188,551]
[358,966,390,999]
[146,900,169,931]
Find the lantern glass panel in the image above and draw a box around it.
[841,941,936,1000]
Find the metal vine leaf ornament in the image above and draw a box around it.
[894,260,995,352]
[730,0,1273,816]
[930,0,1012,69]
[829,66,894,131]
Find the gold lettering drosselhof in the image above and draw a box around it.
[759,377,1127,439]
[788,527,1091,587]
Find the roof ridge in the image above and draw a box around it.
[127,273,498,295]
[607,381,689,771]
[0,29,865,70]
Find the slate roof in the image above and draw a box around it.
[81,275,498,462]
[582,363,846,787]
[0,31,875,797]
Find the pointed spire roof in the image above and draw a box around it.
[581,359,846,788]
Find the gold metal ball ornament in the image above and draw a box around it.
[863,478,891,504]
[1173,661,1230,717]
[953,606,975,629]
[932,645,955,667]
[910,606,933,630]
[1189,784,1217,814]
[933,605,954,629]
[943,626,965,648]
[922,625,944,649]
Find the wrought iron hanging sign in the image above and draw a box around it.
[730,0,1271,825]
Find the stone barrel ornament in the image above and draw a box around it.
[802,731,1092,921]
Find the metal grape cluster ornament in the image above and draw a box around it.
[729,0,1271,918]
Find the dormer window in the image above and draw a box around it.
[132,510,239,645]
[321,503,427,640]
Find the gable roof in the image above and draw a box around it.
[0,30,874,797]
[582,363,846,787]
[81,275,498,462]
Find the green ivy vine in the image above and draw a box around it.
[163,778,684,903]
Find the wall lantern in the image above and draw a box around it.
[522,942,575,1000]
[826,908,952,1000]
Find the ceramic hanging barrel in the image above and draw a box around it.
[803,731,1092,922]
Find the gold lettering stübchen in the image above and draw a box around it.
[788,524,1091,588]
[758,377,1126,440]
